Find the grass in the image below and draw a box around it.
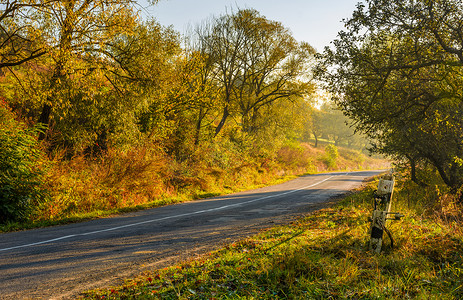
[80,176,463,299]
[0,143,388,232]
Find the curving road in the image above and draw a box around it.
[0,170,384,299]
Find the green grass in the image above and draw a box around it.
[80,178,463,299]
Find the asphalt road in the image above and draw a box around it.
[0,170,384,299]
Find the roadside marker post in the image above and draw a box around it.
[369,174,403,253]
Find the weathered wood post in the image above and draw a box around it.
[369,174,398,253]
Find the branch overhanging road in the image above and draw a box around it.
[0,170,384,299]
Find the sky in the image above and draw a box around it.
[138,0,363,52]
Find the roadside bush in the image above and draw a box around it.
[277,141,314,172]
[323,144,338,169]
[0,104,47,223]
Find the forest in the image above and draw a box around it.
[0,0,379,226]
[3,0,463,298]
[2,0,463,229]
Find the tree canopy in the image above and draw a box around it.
[0,0,49,70]
[190,9,315,140]
[0,5,321,158]
[319,0,463,192]
[0,2,390,222]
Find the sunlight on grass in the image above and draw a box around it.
[80,178,463,299]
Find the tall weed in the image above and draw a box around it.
[0,105,48,223]
[3,139,388,229]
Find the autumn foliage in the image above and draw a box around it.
[0,3,382,225]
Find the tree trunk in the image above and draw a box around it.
[410,156,417,183]
[38,57,65,140]
[406,156,428,187]
[214,106,229,137]
[194,107,205,145]
[38,103,52,140]
[430,156,455,191]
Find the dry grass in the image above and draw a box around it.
[2,142,388,231]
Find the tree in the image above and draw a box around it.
[109,19,183,147]
[192,8,315,138]
[319,0,463,192]
[309,102,367,149]
[2,16,184,153]
[310,108,322,148]
[0,0,48,71]
[26,0,140,140]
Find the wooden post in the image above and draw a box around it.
[369,175,395,253]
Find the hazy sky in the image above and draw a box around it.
[139,0,363,52]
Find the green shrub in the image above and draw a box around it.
[323,144,338,169]
[0,105,47,223]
